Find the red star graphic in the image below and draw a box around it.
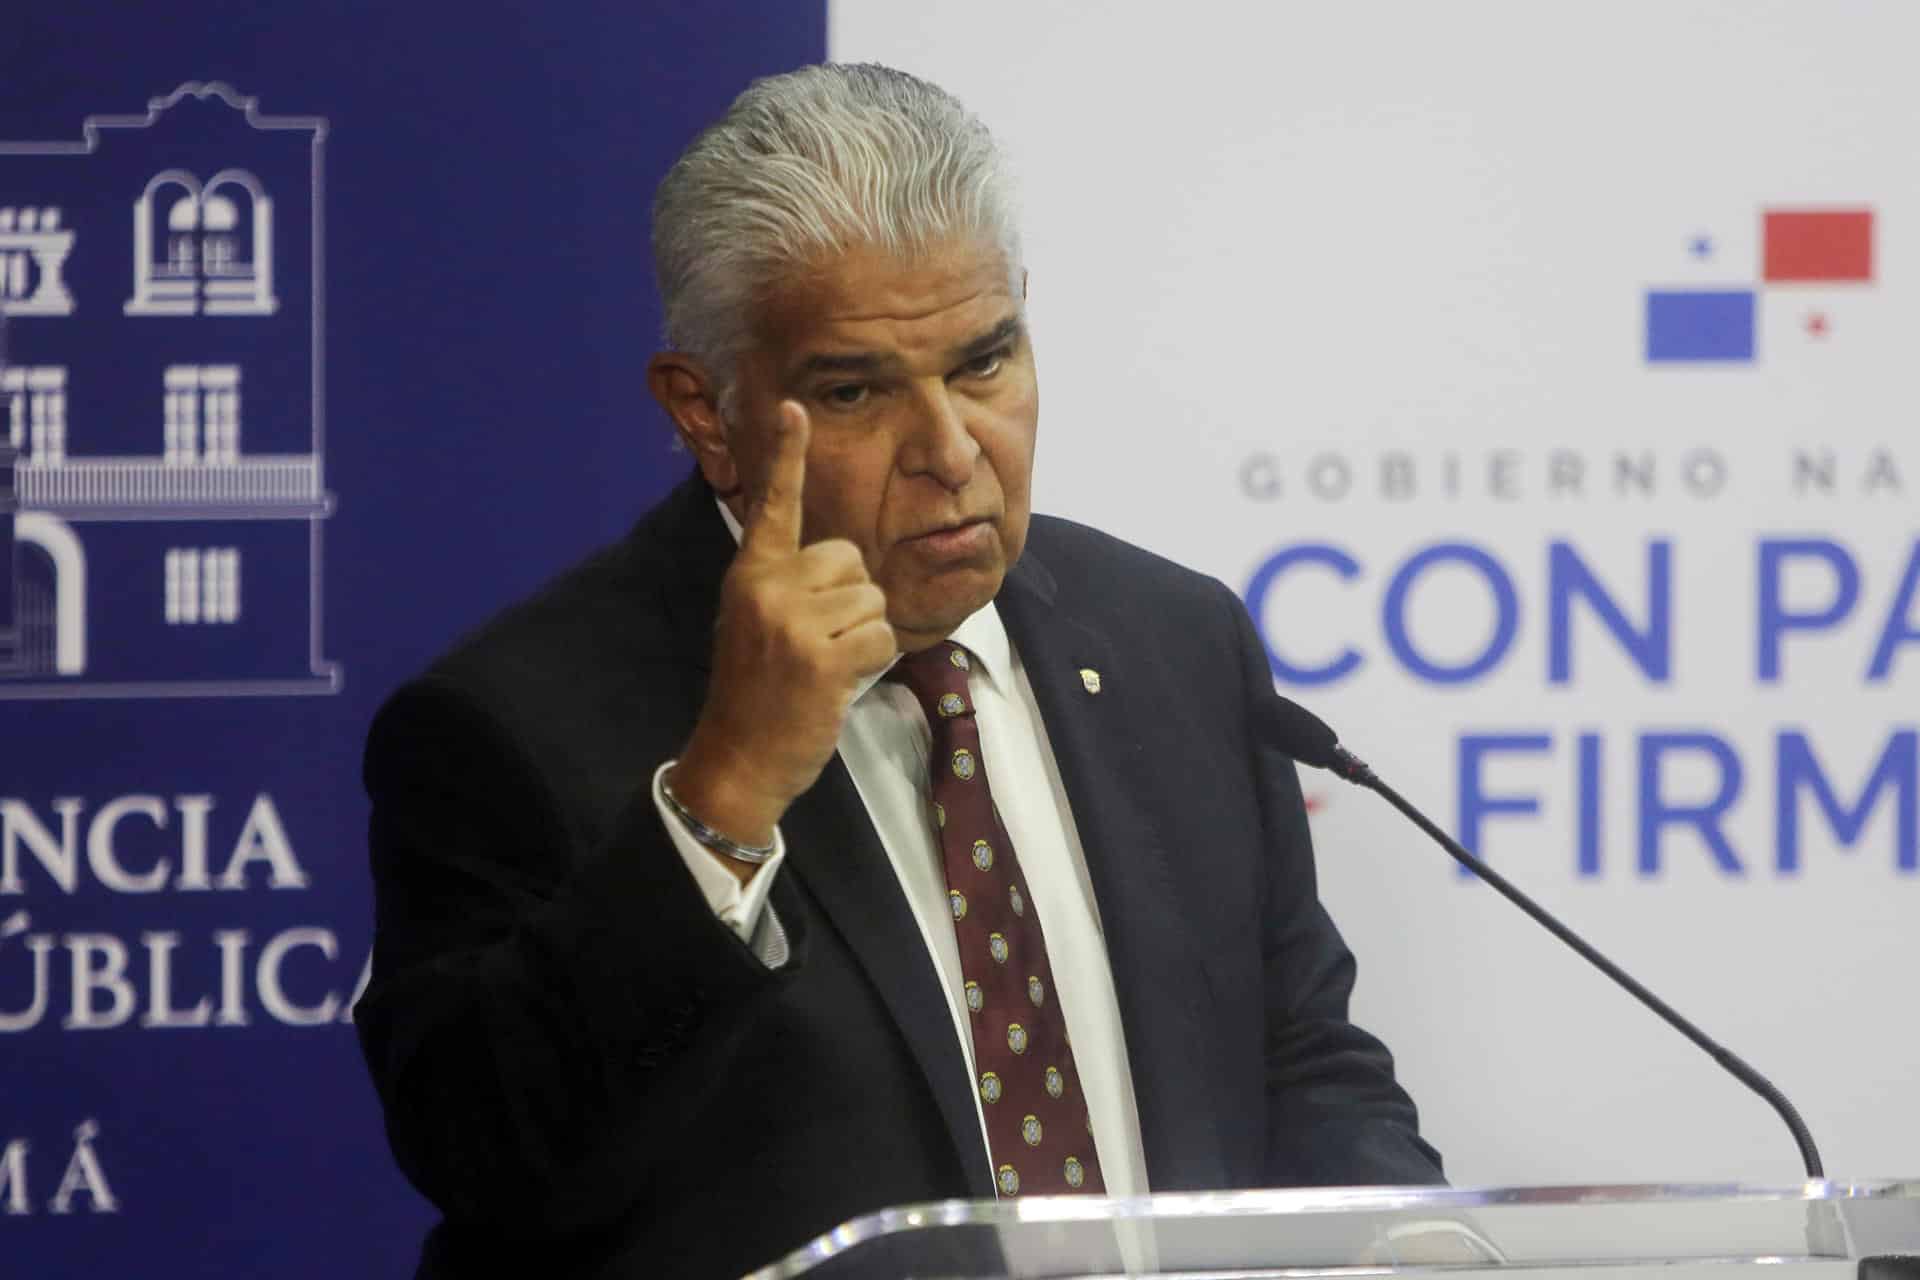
[1806,311,1830,338]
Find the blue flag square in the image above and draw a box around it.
[1645,289,1756,362]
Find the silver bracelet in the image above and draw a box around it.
[660,769,778,865]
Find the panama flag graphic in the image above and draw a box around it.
[1645,207,1875,363]
[1763,210,1873,282]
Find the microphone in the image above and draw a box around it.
[1258,693,1826,1181]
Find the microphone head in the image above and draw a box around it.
[1258,693,1342,770]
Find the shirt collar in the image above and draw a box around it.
[715,499,1011,703]
[716,497,746,543]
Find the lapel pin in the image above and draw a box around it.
[1079,667,1102,695]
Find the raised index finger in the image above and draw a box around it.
[742,399,810,557]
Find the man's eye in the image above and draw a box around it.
[823,383,869,407]
[959,349,1006,379]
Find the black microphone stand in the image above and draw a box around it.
[1318,737,1826,1180]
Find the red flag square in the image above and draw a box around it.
[1763,209,1873,282]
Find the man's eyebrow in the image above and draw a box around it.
[957,314,1025,360]
[794,349,900,378]
[791,314,1026,379]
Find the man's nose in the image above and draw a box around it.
[905,383,981,489]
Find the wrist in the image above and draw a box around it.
[668,737,786,850]
[659,767,772,889]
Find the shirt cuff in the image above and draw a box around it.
[652,760,786,944]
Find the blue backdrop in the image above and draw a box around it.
[0,5,823,1274]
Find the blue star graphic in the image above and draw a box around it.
[1689,234,1713,260]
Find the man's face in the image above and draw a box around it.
[725,237,1038,651]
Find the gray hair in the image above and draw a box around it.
[651,63,1022,399]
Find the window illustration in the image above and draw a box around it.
[126,169,276,317]
[1,366,68,465]
[164,547,240,624]
[163,365,241,465]
[0,207,76,316]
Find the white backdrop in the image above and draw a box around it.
[833,1,1920,1187]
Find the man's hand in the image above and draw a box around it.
[671,401,897,872]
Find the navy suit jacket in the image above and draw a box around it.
[356,470,1441,1279]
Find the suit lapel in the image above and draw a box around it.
[779,762,995,1196]
[995,548,1231,1192]
[649,473,993,1195]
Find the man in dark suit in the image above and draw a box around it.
[356,63,1441,1279]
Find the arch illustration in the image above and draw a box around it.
[125,169,201,315]
[201,169,276,314]
[14,512,86,674]
[203,168,266,201]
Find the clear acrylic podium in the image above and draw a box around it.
[742,1181,1920,1280]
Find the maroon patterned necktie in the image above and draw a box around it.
[889,640,1106,1198]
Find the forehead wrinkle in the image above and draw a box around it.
[821,282,994,325]
[794,299,1019,378]
[793,348,903,378]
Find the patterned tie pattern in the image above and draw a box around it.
[889,641,1105,1198]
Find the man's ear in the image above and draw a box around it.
[647,352,740,496]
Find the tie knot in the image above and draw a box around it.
[889,641,976,718]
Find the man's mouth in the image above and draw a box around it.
[904,517,995,557]
[908,515,991,540]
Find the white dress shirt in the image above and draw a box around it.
[652,504,1151,1198]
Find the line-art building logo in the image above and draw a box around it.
[0,83,337,699]
[1644,208,1874,363]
